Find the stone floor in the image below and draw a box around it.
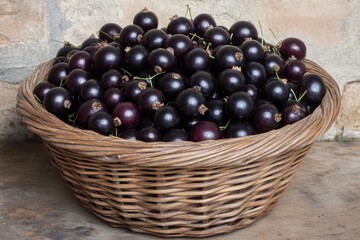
[0,141,359,240]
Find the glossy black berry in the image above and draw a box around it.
[133,7,159,32]
[139,126,162,142]
[43,87,74,118]
[167,16,194,35]
[165,34,194,61]
[193,13,217,37]
[280,101,308,126]
[217,68,245,96]
[118,129,142,141]
[103,88,125,112]
[119,24,144,47]
[189,120,222,142]
[33,82,54,103]
[162,129,190,142]
[223,121,256,138]
[123,79,148,102]
[243,61,267,87]
[227,91,254,120]
[204,26,230,49]
[147,48,177,73]
[262,78,290,108]
[299,73,326,107]
[204,98,228,125]
[143,29,168,51]
[47,62,69,86]
[124,45,149,73]
[157,72,187,100]
[188,71,217,99]
[214,45,245,71]
[80,37,101,50]
[240,39,265,62]
[279,37,307,60]
[183,48,211,74]
[65,69,91,96]
[284,59,307,83]
[101,69,123,89]
[79,79,104,101]
[229,21,258,45]
[175,88,207,118]
[98,23,122,42]
[153,105,181,132]
[137,87,167,116]
[262,53,285,78]
[68,51,93,72]
[252,103,282,133]
[88,111,115,136]
[94,45,123,74]
[112,101,142,130]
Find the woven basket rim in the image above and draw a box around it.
[16,59,341,167]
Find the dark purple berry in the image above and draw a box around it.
[252,103,282,133]
[113,102,142,130]
[162,129,189,142]
[133,7,159,32]
[139,126,162,142]
[189,120,222,142]
[193,13,217,37]
[227,91,254,120]
[88,111,115,136]
[33,82,54,103]
[175,88,207,119]
[223,121,256,138]
[279,37,307,60]
[167,16,194,35]
[153,105,181,132]
[43,87,74,118]
[99,23,122,43]
[229,21,258,45]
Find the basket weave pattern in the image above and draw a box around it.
[17,59,340,237]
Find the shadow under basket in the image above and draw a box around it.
[17,59,340,238]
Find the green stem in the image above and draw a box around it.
[34,94,42,104]
[67,111,77,124]
[120,68,132,77]
[291,88,308,102]
[275,69,280,80]
[219,119,231,131]
[258,21,264,46]
[269,28,281,43]
[186,4,193,20]
[51,39,78,48]
[133,71,165,87]
[60,77,66,87]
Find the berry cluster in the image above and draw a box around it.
[33,7,326,142]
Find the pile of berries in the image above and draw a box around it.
[33,7,326,142]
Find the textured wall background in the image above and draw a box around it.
[1,0,359,140]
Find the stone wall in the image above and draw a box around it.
[1,0,359,141]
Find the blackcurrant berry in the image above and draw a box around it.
[223,121,256,138]
[175,88,207,119]
[153,105,181,132]
[88,111,115,136]
[113,102,142,130]
[227,91,254,120]
[99,22,122,43]
[133,7,159,32]
[229,21,258,45]
[189,120,222,142]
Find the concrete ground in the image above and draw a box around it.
[0,141,359,240]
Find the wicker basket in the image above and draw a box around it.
[17,59,340,237]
